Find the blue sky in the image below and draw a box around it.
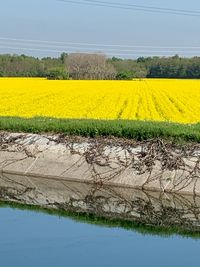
[0,0,200,58]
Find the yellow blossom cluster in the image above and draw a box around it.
[0,78,199,124]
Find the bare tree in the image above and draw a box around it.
[66,53,116,80]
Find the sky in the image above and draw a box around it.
[0,0,200,58]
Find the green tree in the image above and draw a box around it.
[46,67,69,80]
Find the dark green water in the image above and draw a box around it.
[1,206,200,267]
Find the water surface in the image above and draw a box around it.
[1,206,200,267]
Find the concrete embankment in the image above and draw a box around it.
[0,132,200,196]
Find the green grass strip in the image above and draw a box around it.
[0,116,200,142]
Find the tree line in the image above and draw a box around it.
[0,53,199,79]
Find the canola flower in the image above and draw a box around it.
[0,78,200,124]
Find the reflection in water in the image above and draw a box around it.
[1,172,200,234]
[1,206,200,267]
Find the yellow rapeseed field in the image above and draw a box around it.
[0,78,199,124]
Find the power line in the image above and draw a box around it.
[0,37,200,50]
[57,0,200,17]
[79,0,200,14]
[1,40,200,53]
[0,45,199,57]
[0,46,106,54]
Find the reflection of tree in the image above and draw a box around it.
[1,173,200,232]
[83,185,200,231]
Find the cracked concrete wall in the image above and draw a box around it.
[0,132,200,196]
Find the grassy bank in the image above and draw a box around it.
[0,116,200,142]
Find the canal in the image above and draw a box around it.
[1,172,200,266]
[1,205,200,267]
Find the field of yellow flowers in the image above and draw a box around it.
[0,78,199,124]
